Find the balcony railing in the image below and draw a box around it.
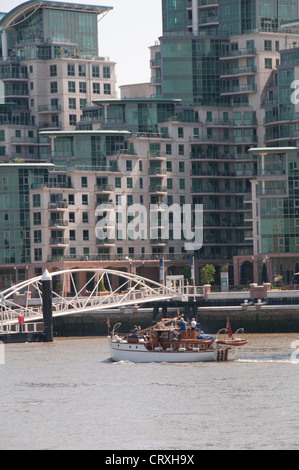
[49,238,69,246]
[49,219,69,227]
[48,201,68,210]
[221,48,256,59]
[38,104,62,113]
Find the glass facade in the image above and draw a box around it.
[219,0,299,35]
[258,151,299,254]
[44,8,98,57]
[86,100,178,133]
[0,165,49,264]
[3,3,103,60]
[50,133,128,168]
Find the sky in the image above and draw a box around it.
[0,0,163,91]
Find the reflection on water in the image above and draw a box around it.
[0,334,298,450]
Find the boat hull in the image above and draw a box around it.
[109,339,237,363]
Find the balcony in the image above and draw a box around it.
[0,71,29,80]
[149,185,167,195]
[4,87,29,97]
[205,118,258,127]
[220,48,256,60]
[220,84,257,96]
[39,121,62,130]
[48,201,68,211]
[49,219,69,228]
[96,239,116,246]
[49,238,69,247]
[147,151,167,160]
[94,184,114,194]
[38,104,62,113]
[220,66,256,78]
[148,168,166,176]
[150,239,167,247]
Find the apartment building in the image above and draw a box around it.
[148,0,299,280]
[0,1,116,161]
[2,0,299,287]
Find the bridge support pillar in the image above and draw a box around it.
[42,270,53,342]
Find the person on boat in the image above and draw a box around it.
[130,325,141,337]
[178,318,187,331]
[191,318,197,330]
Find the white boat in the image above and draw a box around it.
[108,316,247,363]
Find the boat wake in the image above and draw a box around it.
[236,356,292,363]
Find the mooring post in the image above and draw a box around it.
[42,269,53,342]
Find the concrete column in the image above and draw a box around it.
[1,30,8,60]
[42,269,53,342]
[192,0,198,35]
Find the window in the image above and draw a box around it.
[34,248,42,262]
[33,212,41,225]
[179,162,185,172]
[127,178,133,188]
[82,194,88,205]
[166,161,172,172]
[103,66,110,78]
[166,144,172,155]
[115,177,121,188]
[264,40,272,51]
[82,212,89,223]
[68,194,75,205]
[69,115,77,126]
[126,160,132,171]
[50,65,57,77]
[70,230,76,241]
[93,83,100,94]
[69,98,76,109]
[167,179,173,189]
[34,230,42,243]
[83,230,89,241]
[179,179,185,190]
[178,127,184,138]
[265,58,272,69]
[79,82,86,93]
[68,81,76,93]
[67,64,75,76]
[33,194,41,207]
[69,212,75,223]
[79,64,86,76]
[80,99,87,108]
[50,82,58,94]
[178,144,184,155]
[92,65,100,78]
[81,176,88,187]
[104,83,111,95]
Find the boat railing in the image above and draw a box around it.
[216,327,229,340]
[234,327,245,339]
[111,322,121,337]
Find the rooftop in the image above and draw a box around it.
[0,163,54,168]
[39,130,131,137]
[249,147,299,154]
[0,0,112,29]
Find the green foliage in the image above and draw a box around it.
[200,264,216,285]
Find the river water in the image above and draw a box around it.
[0,333,298,450]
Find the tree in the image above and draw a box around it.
[200,264,216,285]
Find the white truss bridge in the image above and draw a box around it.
[0,269,200,331]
